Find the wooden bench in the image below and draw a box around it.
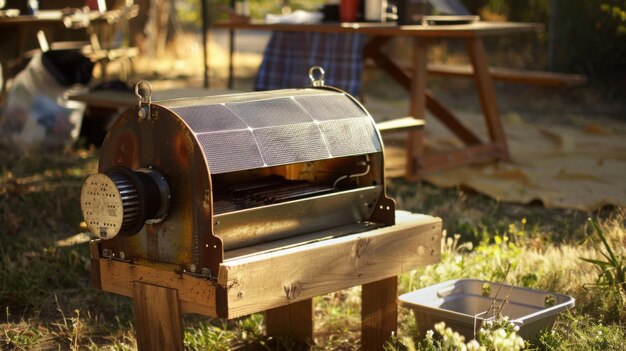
[377,117,426,178]
[365,57,585,180]
[377,116,506,178]
[427,63,587,87]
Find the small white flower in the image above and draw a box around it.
[495,329,507,338]
[466,340,481,351]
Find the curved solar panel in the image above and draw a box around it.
[170,90,382,174]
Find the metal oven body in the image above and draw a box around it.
[81,86,396,278]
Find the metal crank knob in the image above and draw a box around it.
[81,167,170,239]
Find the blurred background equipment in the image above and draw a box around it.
[0,50,93,150]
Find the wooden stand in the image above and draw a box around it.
[266,299,314,347]
[92,212,441,350]
[362,276,398,350]
[133,283,184,351]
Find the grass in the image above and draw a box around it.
[1,59,625,348]
[1,144,625,350]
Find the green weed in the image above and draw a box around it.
[235,313,266,345]
[2,321,44,350]
[184,319,237,350]
[578,218,626,322]
[540,313,626,351]
[581,219,626,294]
[315,288,361,334]
[51,296,92,351]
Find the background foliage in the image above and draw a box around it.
[463,0,626,99]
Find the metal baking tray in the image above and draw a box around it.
[399,279,575,341]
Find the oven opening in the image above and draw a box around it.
[211,154,379,215]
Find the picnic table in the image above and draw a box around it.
[213,21,545,179]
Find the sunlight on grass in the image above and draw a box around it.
[1,146,625,349]
[184,320,237,350]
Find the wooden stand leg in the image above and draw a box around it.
[362,276,398,351]
[266,298,314,347]
[133,282,184,351]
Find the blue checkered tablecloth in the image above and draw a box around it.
[254,31,366,97]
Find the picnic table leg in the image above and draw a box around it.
[406,38,429,180]
[362,276,398,351]
[132,282,184,351]
[228,29,235,89]
[266,298,314,347]
[465,37,511,161]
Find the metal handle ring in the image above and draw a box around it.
[308,66,325,87]
[135,80,152,107]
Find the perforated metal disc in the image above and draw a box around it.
[81,173,129,239]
